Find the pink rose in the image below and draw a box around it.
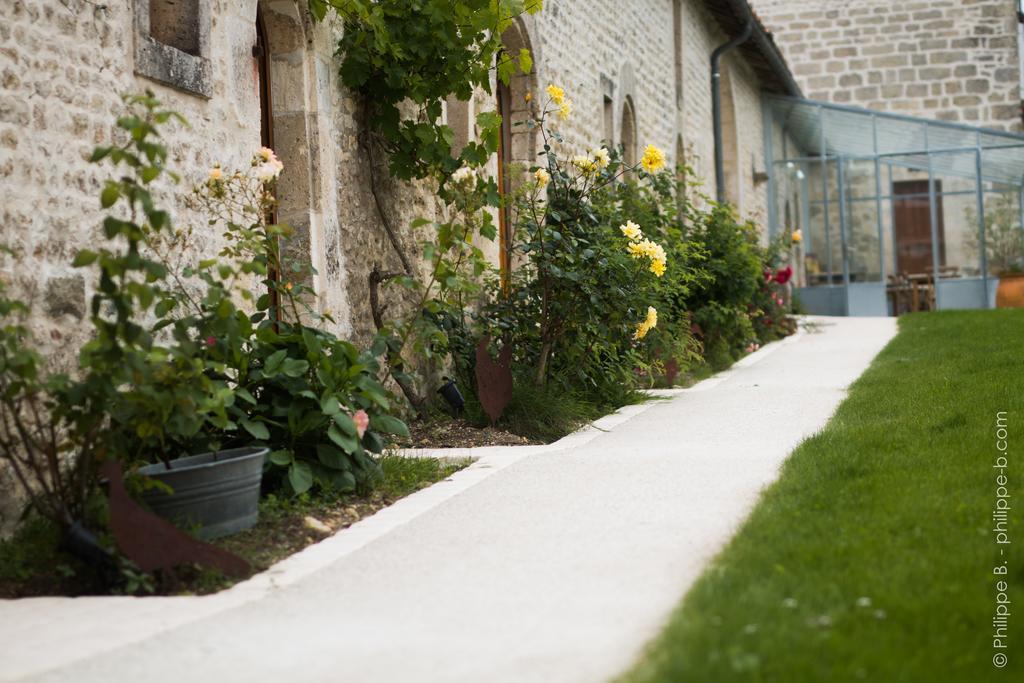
[353,409,369,439]
[205,335,216,347]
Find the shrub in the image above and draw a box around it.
[477,87,672,406]
[684,204,765,362]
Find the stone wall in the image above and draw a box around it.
[752,0,1023,131]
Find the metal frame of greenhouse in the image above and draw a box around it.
[763,94,1024,316]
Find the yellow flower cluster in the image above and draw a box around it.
[572,154,598,175]
[545,84,572,121]
[640,144,666,173]
[534,168,550,187]
[634,306,658,340]
[590,147,611,169]
[621,222,667,277]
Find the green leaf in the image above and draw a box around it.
[518,48,532,74]
[280,358,309,377]
[289,462,313,495]
[269,449,293,466]
[320,395,341,416]
[333,411,357,436]
[100,184,120,208]
[235,387,257,405]
[362,430,385,454]
[327,423,359,452]
[72,250,99,267]
[240,418,270,440]
[263,348,287,375]
[316,444,351,470]
[370,414,409,438]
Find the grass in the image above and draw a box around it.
[620,310,1024,682]
[0,454,468,597]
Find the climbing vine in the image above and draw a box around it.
[309,0,541,184]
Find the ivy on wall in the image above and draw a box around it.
[309,0,541,185]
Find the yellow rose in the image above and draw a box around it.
[558,99,573,121]
[620,220,643,242]
[572,153,596,174]
[546,84,565,105]
[650,258,666,277]
[534,168,550,187]
[208,167,223,182]
[591,147,611,169]
[791,229,803,244]
[634,306,659,340]
[640,144,666,173]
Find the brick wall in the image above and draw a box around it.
[752,0,1023,131]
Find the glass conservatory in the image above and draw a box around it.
[764,95,1024,316]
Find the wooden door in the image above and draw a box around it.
[892,180,945,274]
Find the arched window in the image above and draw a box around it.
[621,96,637,168]
[719,66,740,206]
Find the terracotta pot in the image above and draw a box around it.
[995,272,1024,308]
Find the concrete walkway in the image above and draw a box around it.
[0,316,897,683]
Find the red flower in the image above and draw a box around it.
[205,335,216,347]
[773,266,793,285]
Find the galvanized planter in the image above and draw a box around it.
[138,447,268,540]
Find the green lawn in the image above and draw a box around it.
[621,310,1023,682]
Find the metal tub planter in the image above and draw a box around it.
[138,447,268,540]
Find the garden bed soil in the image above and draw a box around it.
[0,456,467,598]
[397,417,543,449]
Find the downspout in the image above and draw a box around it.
[711,17,753,204]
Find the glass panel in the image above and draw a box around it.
[982,144,1024,188]
[925,151,982,280]
[925,123,977,153]
[981,191,1024,277]
[822,108,875,156]
[773,160,809,236]
[844,159,878,200]
[875,117,928,156]
[845,196,881,282]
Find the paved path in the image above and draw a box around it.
[0,316,897,683]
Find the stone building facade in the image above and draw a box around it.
[751,0,1023,131]
[0,0,798,359]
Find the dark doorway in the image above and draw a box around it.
[255,11,272,152]
[893,179,945,274]
[255,9,280,318]
[496,69,513,289]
